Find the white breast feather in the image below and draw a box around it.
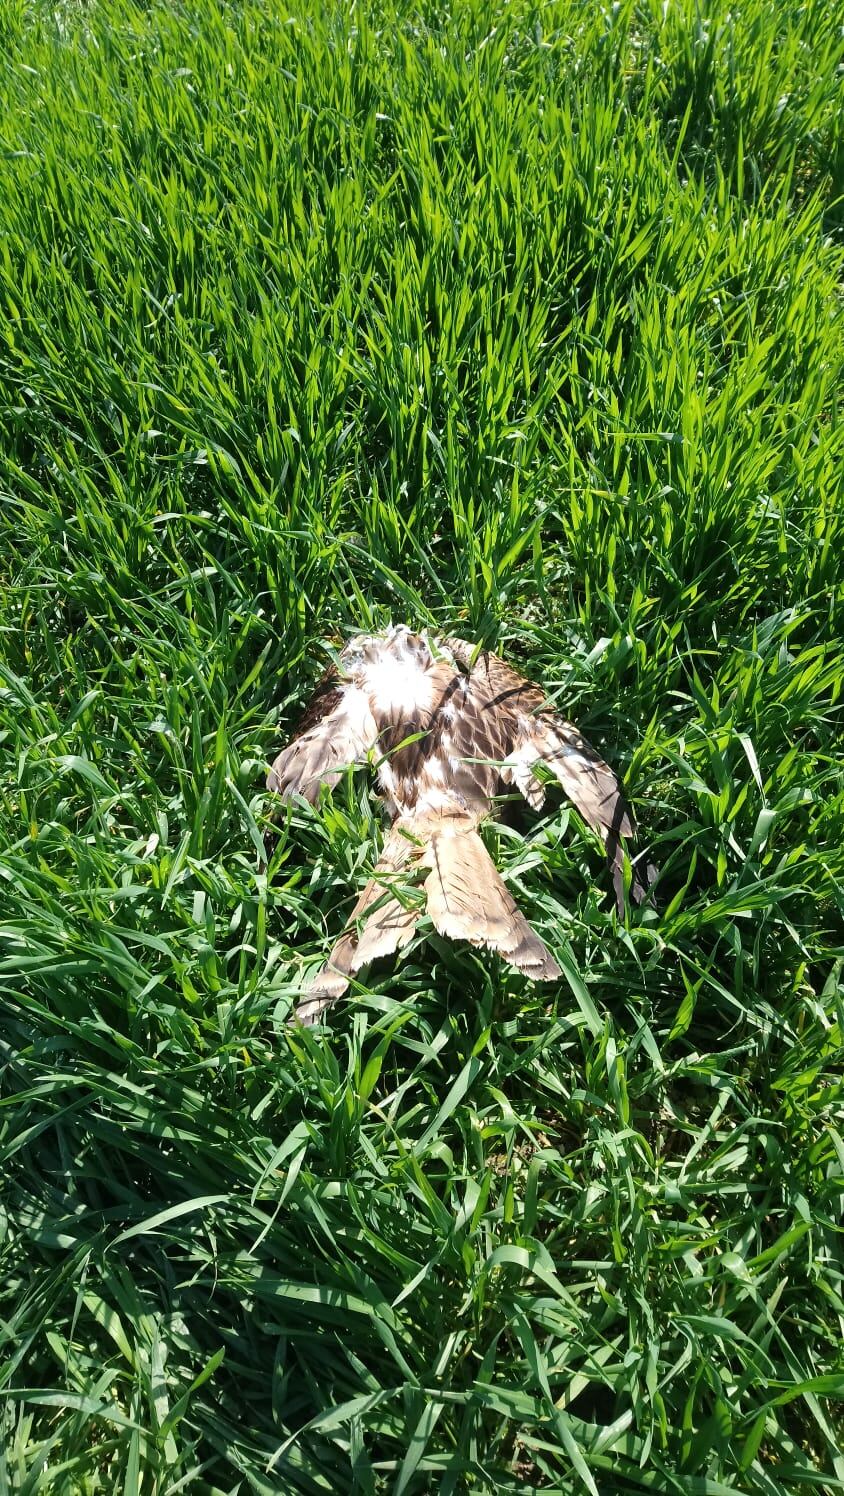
[363,653,436,717]
[415,783,460,814]
[342,685,379,759]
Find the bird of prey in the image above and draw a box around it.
[267,626,646,1024]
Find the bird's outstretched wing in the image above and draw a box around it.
[267,668,379,804]
[293,823,424,1024]
[445,640,649,907]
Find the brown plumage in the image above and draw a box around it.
[268,626,648,1024]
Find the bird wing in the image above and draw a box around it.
[444,641,646,906]
[267,667,379,804]
[294,824,425,1024]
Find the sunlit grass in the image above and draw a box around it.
[1,0,843,1490]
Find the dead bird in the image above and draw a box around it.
[268,626,649,1024]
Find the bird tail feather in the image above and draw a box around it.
[294,813,560,1025]
[422,817,561,980]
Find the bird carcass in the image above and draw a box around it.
[267,627,648,1023]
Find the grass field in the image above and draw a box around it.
[1,0,844,1489]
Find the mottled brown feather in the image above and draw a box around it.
[379,661,465,810]
[267,667,378,804]
[445,643,644,908]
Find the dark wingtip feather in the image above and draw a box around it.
[291,964,351,1025]
[610,851,658,913]
[509,936,561,981]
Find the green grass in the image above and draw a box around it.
[1,0,843,1488]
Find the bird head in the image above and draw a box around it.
[338,625,433,680]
